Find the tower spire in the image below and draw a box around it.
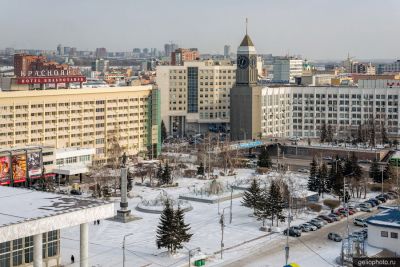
[246,18,248,35]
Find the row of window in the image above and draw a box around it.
[381,231,398,239]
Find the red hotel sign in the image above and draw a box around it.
[17,76,86,85]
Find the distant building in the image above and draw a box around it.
[95,48,107,59]
[56,44,63,56]
[380,60,400,74]
[157,60,235,136]
[273,57,303,84]
[91,58,109,73]
[63,47,71,55]
[5,47,15,56]
[171,48,199,66]
[366,208,400,255]
[224,45,231,59]
[69,47,77,57]
[164,43,179,57]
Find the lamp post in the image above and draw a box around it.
[220,207,231,259]
[183,246,201,267]
[122,233,133,267]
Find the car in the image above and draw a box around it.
[298,224,311,232]
[365,200,377,207]
[360,202,373,208]
[318,215,334,223]
[302,223,317,231]
[310,218,325,227]
[70,189,82,195]
[351,231,365,241]
[297,168,310,174]
[289,136,301,141]
[348,207,358,214]
[307,220,322,229]
[358,159,372,164]
[291,225,303,232]
[313,217,328,225]
[369,198,380,205]
[328,213,341,221]
[377,194,390,200]
[328,232,342,242]
[375,196,387,203]
[354,218,367,227]
[358,206,372,212]
[387,192,399,199]
[323,156,333,160]
[283,228,301,237]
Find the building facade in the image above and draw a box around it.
[157,60,235,136]
[0,86,160,163]
[171,48,200,66]
[273,57,303,84]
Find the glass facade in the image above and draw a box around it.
[0,231,59,267]
[187,67,198,113]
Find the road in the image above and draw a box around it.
[217,210,380,267]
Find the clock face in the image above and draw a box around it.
[237,55,249,69]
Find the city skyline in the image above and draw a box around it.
[1,0,400,60]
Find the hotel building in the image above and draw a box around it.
[0,86,160,163]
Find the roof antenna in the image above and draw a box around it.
[246,18,248,35]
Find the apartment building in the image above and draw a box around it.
[258,80,400,139]
[0,86,160,163]
[157,60,236,136]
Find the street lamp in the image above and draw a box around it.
[219,206,231,259]
[122,233,134,267]
[183,245,201,267]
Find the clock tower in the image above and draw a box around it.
[236,34,258,86]
[230,25,262,141]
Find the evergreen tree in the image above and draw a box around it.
[156,162,164,182]
[156,200,175,253]
[332,158,344,198]
[162,163,172,185]
[197,162,205,176]
[161,120,167,143]
[369,122,376,148]
[381,123,388,144]
[257,148,272,168]
[320,121,327,143]
[254,185,271,227]
[369,159,381,183]
[308,157,318,192]
[327,124,333,143]
[268,181,286,226]
[343,157,353,177]
[350,152,362,178]
[317,162,329,197]
[242,178,262,214]
[383,163,393,182]
[172,206,193,252]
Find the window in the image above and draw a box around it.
[391,232,398,239]
[0,241,10,267]
[381,231,388,237]
[24,236,33,264]
[47,231,58,257]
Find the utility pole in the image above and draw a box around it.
[229,187,233,224]
[122,233,133,267]
[381,165,384,195]
[219,212,225,259]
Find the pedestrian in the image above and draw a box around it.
[71,255,75,263]
[97,219,100,225]
[94,221,96,225]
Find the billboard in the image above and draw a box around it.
[28,152,42,177]
[12,154,27,183]
[0,156,11,185]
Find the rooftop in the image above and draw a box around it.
[239,34,254,47]
[366,208,400,229]
[0,186,114,242]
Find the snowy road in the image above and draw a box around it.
[215,210,381,267]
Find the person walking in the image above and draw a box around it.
[71,255,75,263]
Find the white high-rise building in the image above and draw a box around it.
[156,60,236,136]
[273,57,303,84]
[224,45,231,58]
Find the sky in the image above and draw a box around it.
[1,0,400,60]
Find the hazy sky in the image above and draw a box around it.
[1,0,400,60]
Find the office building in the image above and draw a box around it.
[171,48,199,66]
[0,85,160,163]
[91,58,109,73]
[273,57,303,84]
[157,60,236,136]
[95,48,107,59]
[164,43,179,58]
[56,44,63,56]
[224,45,231,59]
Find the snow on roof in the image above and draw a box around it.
[0,186,111,227]
[366,208,400,229]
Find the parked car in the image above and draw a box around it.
[348,207,358,214]
[70,189,82,195]
[283,227,301,237]
[366,199,378,207]
[387,192,399,199]
[307,220,322,229]
[318,215,334,223]
[298,224,311,232]
[310,218,325,227]
[375,196,387,203]
[360,202,373,208]
[354,218,367,227]
[291,225,303,232]
[302,223,317,231]
[328,213,341,221]
[351,231,365,241]
[377,193,390,200]
[358,205,372,212]
[328,232,342,242]
[297,168,310,174]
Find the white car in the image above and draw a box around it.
[297,168,310,174]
